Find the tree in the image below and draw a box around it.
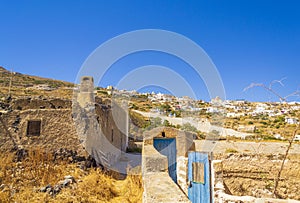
[159,103,171,114]
[151,117,162,128]
[163,119,170,127]
[144,117,162,130]
[181,122,197,133]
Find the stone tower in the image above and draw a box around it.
[77,76,94,108]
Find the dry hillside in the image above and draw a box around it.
[0,66,74,99]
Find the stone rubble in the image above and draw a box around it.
[39,175,76,196]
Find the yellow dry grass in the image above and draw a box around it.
[0,148,143,203]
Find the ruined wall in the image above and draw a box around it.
[95,101,128,152]
[212,160,300,203]
[10,97,71,111]
[72,76,128,170]
[1,87,128,168]
[0,100,84,155]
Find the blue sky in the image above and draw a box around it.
[0,0,300,101]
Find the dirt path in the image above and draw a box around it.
[134,110,252,138]
[195,140,300,154]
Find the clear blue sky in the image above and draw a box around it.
[1,0,300,101]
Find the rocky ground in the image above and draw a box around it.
[207,141,300,200]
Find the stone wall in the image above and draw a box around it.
[142,127,195,202]
[0,107,84,155]
[95,101,128,152]
[212,160,300,203]
[72,76,128,170]
[142,142,190,203]
[10,97,71,111]
[0,96,77,155]
[143,127,195,196]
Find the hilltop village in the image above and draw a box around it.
[98,85,300,142]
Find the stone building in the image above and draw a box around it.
[0,97,83,154]
[0,76,129,172]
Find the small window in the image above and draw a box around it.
[26,120,41,136]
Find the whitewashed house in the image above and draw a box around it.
[285,117,299,125]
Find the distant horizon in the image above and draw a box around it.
[2,64,299,103]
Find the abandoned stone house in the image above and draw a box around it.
[0,76,129,170]
[0,97,81,153]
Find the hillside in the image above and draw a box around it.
[0,66,74,99]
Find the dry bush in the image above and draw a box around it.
[53,171,143,203]
[22,148,65,186]
[112,175,143,203]
[0,148,143,202]
[72,168,117,202]
[0,148,66,201]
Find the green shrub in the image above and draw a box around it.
[225,148,238,153]
[181,122,197,133]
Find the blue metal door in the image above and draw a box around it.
[153,138,177,183]
[188,151,211,203]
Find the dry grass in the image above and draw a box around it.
[0,148,143,202]
[221,153,300,200]
[0,86,73,99]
